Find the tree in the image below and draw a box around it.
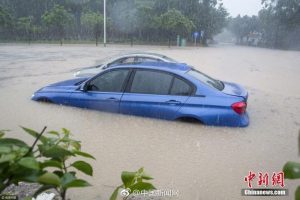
[0,6,13,28]
[135,5,157,41]
[0,0,230,46]
[17,16,33,43]
[109,0,139,46]
[42,4,73,45]
[229,15,260,44]
[81,11,103,46]
[0,6,14,40]
[259,0,300,49]
[196,0,229,45]
[157,9,195,46]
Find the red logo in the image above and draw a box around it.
[244,171,256,188]
[272,172,285,188]
[244,171,284,188]
[258,172,269,187]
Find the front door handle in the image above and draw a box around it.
[165,100,181,105]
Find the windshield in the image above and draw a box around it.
[187,69,224,91]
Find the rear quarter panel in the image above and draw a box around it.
[176,95,248,127]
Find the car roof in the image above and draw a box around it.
[118,52,166,57]
[109,62,191,74]
[109,52,176,61]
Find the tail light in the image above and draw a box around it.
[231,102,247,115]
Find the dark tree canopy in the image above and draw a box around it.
[0,0,228,46]
[228,0,300,49]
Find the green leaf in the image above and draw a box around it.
[0,146,11,154]
[109,186,123,200]
[0,129,9,136]
[47,131,59,136]
[14,170,40,182]
[70,140,81,150]
[0,153,16,163]
[71,161,93,176]
[0,138,29,148]
[121,171,136,188]
[34,185,55,197]
[38,172,60,186]
[283,161,300,179]
[141,173,153,180]
[53,170,64,178]
[21,127,48,144]
[63,179,91,189]
[129,182,156,192]
[39,145,74,159]
[73,150,95,159]
[296,186,300,200]
[137,167,144,174]
[62,128,70,136]
[61,172,76,188]
[18,157,39,170]
[40,160,62,169]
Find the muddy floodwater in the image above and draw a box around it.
[0,44,299,200]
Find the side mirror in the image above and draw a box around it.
[79,82,88,92]
[102,64,108,69]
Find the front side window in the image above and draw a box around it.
[130,70,173,95]
[170,78,192,96]
[88,69,129,92]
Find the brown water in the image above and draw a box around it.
[0,44,299,200]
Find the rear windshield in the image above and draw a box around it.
[187,69,224,91]
[162,56,177,63]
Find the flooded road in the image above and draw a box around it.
[0,44,299,200]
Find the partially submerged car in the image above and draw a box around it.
[74,52,178,78]
[32,62,249,127]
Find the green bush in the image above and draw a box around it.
[0,127,156,200]
[0,127,95,200]
[283,130,300,200]
[110,167,156,200]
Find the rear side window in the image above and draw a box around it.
[188,69,224,91]
[136,57,161,62]
[130,70,173,95]
[170,78,191,96]
[120,57,135,64]
[108,57,135,67]
[88,69,129,92]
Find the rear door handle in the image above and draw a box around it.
[165,100,181,105]
[106,97,118,102]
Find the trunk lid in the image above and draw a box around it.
[222,81,248,101]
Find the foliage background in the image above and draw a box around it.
[0,0,228,45]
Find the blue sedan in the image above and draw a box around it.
[32,62,249,127]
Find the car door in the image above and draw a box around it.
[119,69,192,120]
[69,69,130,113]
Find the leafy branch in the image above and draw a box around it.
[0,127,95,200]
[283,130,300,200]
[110,167,156,200]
